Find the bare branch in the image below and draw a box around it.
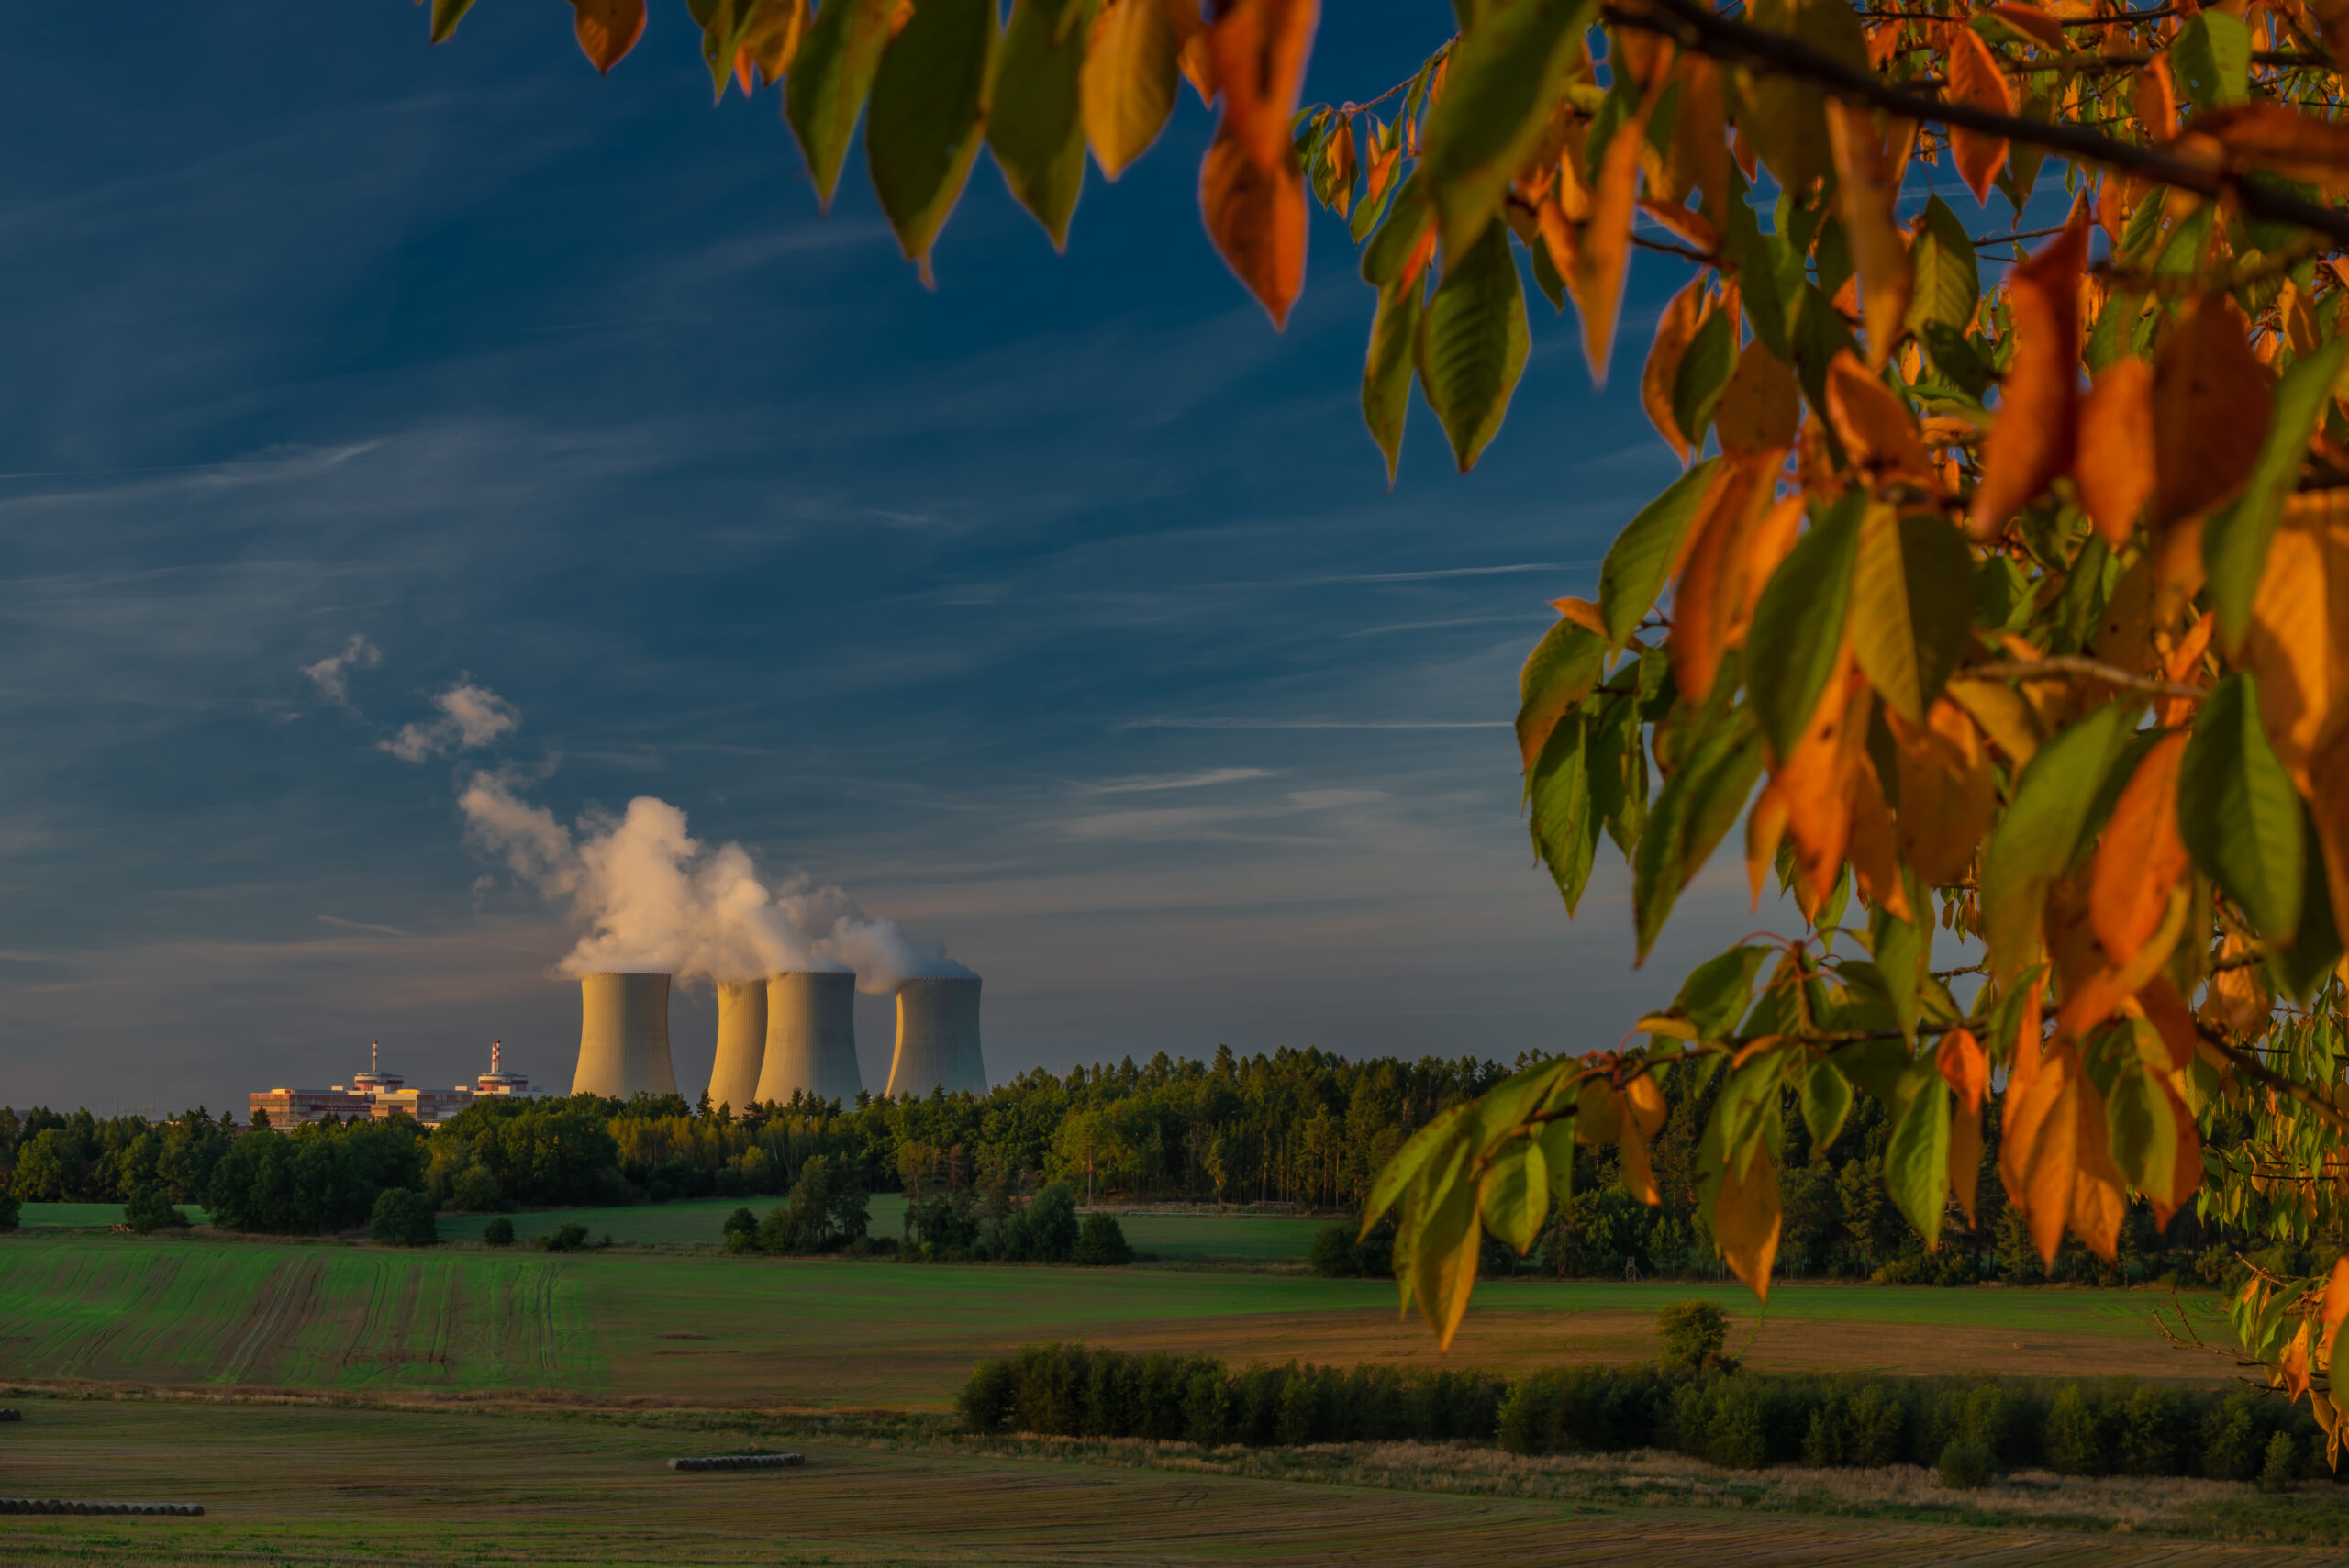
[1963,654,2209,700]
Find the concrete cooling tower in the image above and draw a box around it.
[573,973,678,1098]
[885,976,985,1098]
[755,971,862,1105]
[704,980,767,1114]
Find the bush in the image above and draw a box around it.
[1073,1213,1133,1265]
[482,1217,516,1247]
[1939,1439,1995,1489]
[0,1190,18,1233]
[2202,1394,2266,1481]
[123,1184,191,1233]
[1309,1223,1357,1277]
[538,1220,593,1252]
[721,1206,758,1253]
[451,1163,502,1213]
[2046,1385,2113,1475]
[1657,1300,1729,1371]
[369,1187,437,1247]
[2262,1430,2300,1493]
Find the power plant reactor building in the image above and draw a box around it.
[885,976,985,1098]
[755,970,862,1105]
[705,980,767,1114]
[573,973,677,1098]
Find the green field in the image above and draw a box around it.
[17,1202,217,1229]
[0,1231,2229,1408]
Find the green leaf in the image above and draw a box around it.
[1979,703,2134,981]
[1537,1114,1577,1203]
[787,0,900,209]
[2173,11,2251,109]
[1675,946,1775,1040]
[1721,168,1799,361]
[1363,1097,1475,1232]
[1747,492,1864,761]
[1672,306,1739,452]
[690,0,764,97]
[1790,282,1860,432]
[1529,228,1566,311]
[1518,618,1609,773]
[1867,896,1926,1046]
[2104,1061,2176,1202]
[1362,274,1424,484]
[429,0,477,44]
[1419,0,1598,258]
[2271,801,2343,1002]
[988,0,1093,250]
[1478,1138,1548,1253]
[1529,715,1598,915]
[1588,684,1648,853]
[866,0,999,271]
[2206,338,2349,650]
[1883,1070,1951,1243]
[1904,195,1979,338]
[1739,0,1865,193]
[1633,706,1765,960]
[1918,321,1992,400]
[1361,172,1431,287]
[1851,508,1973,725]
[1599,459,1722,650]
[2179,672,2306,947]
[1800,1059,1853,1151]
[1415,222,1530,473]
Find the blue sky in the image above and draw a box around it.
[0,2,1815,1112]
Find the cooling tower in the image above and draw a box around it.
[756,971,863,1105]
[573,973,678,1098]
[885,976,986,1098]
[705,980,767,1114]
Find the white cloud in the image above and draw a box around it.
[1088,767,1273,795]
[299,634,379,705]
[382,679,519,762]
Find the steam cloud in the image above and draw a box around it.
[459,775,974,992]
[301,635,381,705]
[385,680,520,762]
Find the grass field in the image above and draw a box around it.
[0,1396,2343,1565]
[0,1232,2233,1408]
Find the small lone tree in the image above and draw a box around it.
[369,1188,438,1248]
[1657,1299,1730,1372]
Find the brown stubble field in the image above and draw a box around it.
[0,1398,2343,1568]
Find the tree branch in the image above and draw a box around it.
[1963,654,2208,699]
[2197,1019,2349,1135]
[1602,0,2349,249]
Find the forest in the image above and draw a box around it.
[0,1039,2278,1284]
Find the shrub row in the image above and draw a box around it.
[959,1348,2346,1483]
[958,1344,1507,1447]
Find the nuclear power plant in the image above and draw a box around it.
[564,965,980,1106]
[704,980,767,1113]
[885,976,986,1097]
[756,971,863,1105]
[573,972,678,1097]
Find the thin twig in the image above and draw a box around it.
[2197,1020,2349,1136]
[1861,5,2184,20]
[1631,233,1716,264]
[1963,654,2207,700]
[1602,0,2349,248]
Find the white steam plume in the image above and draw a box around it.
[384,680,519,763]
[458,776,971,990]
[301,635,381,706]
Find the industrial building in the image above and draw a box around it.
[249,1040,533,1128]
[885,976,986,1097]
[754,970,863,1106]
[572,972,677,1098]
[705,980,766,1114]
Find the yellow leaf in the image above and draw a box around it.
[1713,1142,1781,1302]
[1943,674,2045,768]
[1966,202,2088,540]
[1618,1117,1661,1204]
[2088,730,2191,967]
[1824,102,1912,367]
[1624,1072,1668,1139]
[1939,1027,1988,1115]
[1570,82,1659,385]
[2076,357,2155,549]
[1825,350,1933,486]
[1083,0,1181,180]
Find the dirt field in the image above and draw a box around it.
[0,1398,2342,1567]
[0,1234,2233,1408]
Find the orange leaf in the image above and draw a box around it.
[1965,200,2089,540]
[1845,742,1910,921]
[2321,1256,2349,1361]
[2282,1322,2315,1403]
[569,0,647,74]
[2088,730,2190,967]
[1946,26,2014,205]
[1205,0,1316,174]
[2152,295,2273,528]
[2004,1047,2078,1271]
[2147,1073,2201,1229]
[1668,457,1771,706]
[1825,350,1933,485]
[1716,341,1801,460]
[1713,1144,1781,1303]
[1887,699,1996,887]
[1199,124,1306,328]
[2067,1071,2127,1263]
[1988,2,2070,50]
[1939,1027,1988,1116]
[2138,974,2199,1073]
[1572,120,1643,385]
[2242,500,2349,795]
[1949,1094,1984,1227]
[1642,279,1709,461]
[1625,1072,1668,1140]
[2135,56,2178,143]
[1618,1114,1662,1204]
[1824,102,1913,367]
[1674,54,1730,228]
[1747,783,1791,907]
[2075,356,2155,549]
[2193,102,2349,190]
[1549,595,1609,638]
[1775,662,1869,913]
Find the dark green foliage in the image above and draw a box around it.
[907,1179,1081,1262]
[209,1119,429,1235]
[2262,1430,2300,1493]
[1938,1438,1995,1489]
[482,1217,516,1247]
[368,1187,438,1247]
[1073,1212,1133,1265]
[537,1221,594,1252]
[2203,1393,2269,1481]
[2046,1384,2116,1475]
[1657,1300,1730,1370]
[0,1106,231,1206]
[0,1190,17,1233]
[122,1184,191,1233]
[1309,1223,1357,1276]
[747,1156,873,1255]
[720,1206,758,1253]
